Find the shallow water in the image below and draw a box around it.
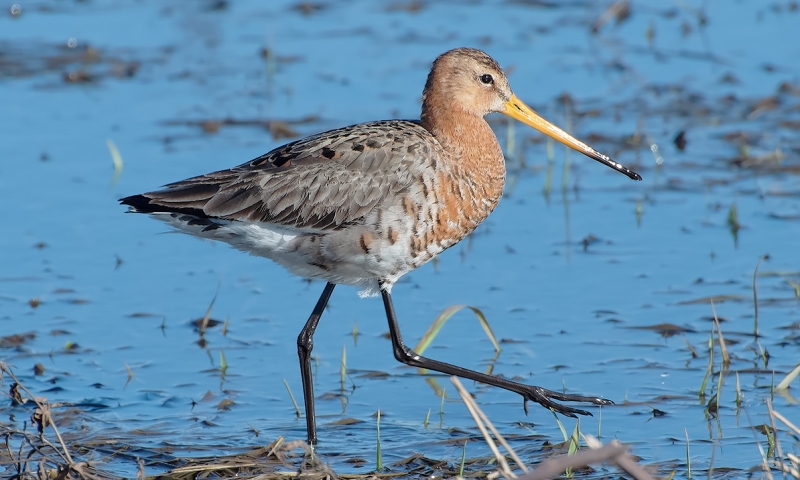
[1,0,799,477]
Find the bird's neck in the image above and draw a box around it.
[421,103,507,242]
[421,103,506,200]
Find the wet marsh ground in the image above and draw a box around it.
[1,0,799,478]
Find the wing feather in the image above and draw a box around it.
[121,120,439,232]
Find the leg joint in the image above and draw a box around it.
[297,331,313,355]
[393,343,423,368]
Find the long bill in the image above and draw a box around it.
[502,94,642,181]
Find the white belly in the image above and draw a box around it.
[150,212,424,297]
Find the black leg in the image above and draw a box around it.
[379,286,613,417]
[297,282,336,446]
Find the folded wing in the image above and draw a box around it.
[121,120,436,232]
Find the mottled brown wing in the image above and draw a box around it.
[122,120,438,231]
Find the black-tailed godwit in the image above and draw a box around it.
[121,48,641,445]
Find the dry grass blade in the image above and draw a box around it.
[771,409,800,435]
[199,293,216,337]
[283,379,302,417]
[776,363,800,391]
[699,325,714,395]
[452,376,528,472]
[682,334,699,358]
[161,438,337,480]
[340,343,347,391]
[710,300,730,366]
[450,377,518,478]
[452,375,658,480]
[124,361,134,389]
[766,400,800,479]
[766,398,785,473]
[744,407,775,480]
[415,305,500,355]
[107,138,124,185]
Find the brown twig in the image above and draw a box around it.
[584,435,656,480]
[452,375,657,480]
[515,442,630,480]
[1,362,75,466]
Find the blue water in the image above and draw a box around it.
[1,0,798,477]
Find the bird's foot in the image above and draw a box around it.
[521,385,614,417]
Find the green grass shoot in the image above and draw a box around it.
[735,372,742,408]
[414,305,500,374]
[340,344,347,392]
[107,139,124,185]
[459,439,467,477]
[198,294,216,337]
[727,202,739,246]
[552,409,568,443]
[124,362,134,389]
[568,419,580,456]
[685,428,691,479]
[699,325,714,397]
[565,418,580,477]
[376,409,383,471]
[753,254,769,337]
[351,321,359,343]
[219,349,228,376]
[764,423,776,458]
[770,371,775,401]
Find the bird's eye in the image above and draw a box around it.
[480,74,494,85]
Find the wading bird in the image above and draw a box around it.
[121,48,641,445]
